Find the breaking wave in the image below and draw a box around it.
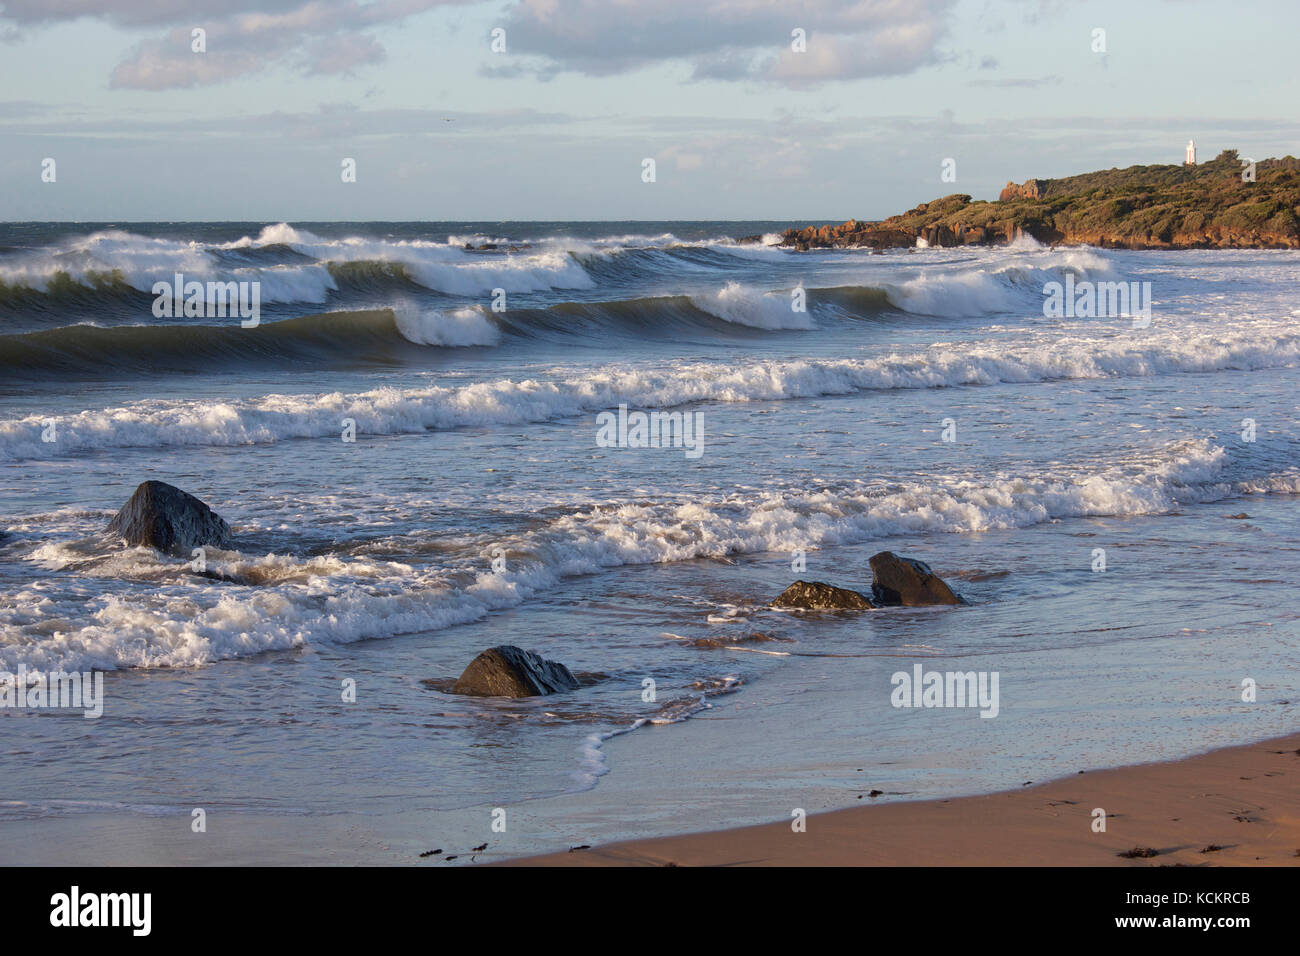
[4,322,1299,459]
[2,437,1295,674]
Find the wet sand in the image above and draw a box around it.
[506,733,1300,866]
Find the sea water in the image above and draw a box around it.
[0,222,1296,862]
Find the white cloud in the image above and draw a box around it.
[487,0,957,87]
[2,0,955,90]
[1,0,474,89]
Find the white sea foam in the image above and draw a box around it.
[690,281,815,329]
[5,321,1299,461]
[570,685,731,789]
[0,229,340,303]
[2,437,1297,675]
[235,224,597,295]
[880,249,1114,316]
[0,225,1101,313]
[391,302,502,347]
[0,225,598,301]
[220,222,320,248]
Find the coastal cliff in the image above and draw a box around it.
[779,150,1300,250]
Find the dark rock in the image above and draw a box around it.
[105,480,233,557]
[1118,847,1160,859]
[450,645,579,698]
[781,222,914,251]
[770,580,875,610]
[923,224,959,247]
[192,567,250,585]
[868,551,962,606]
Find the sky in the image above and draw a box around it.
[1,0,1296,221]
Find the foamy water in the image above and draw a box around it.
[1,222,1297,863]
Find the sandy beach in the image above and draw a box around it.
[507,733,1300,866]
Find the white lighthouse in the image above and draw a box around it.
[1184,139,1196,166]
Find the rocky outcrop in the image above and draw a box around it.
[774,152,1300,251]
[784,220,915,251]
[770,580,875,610]
[105,481,233,557]
[463,242,531,252]
[868,552,962,607]
[999,178,1048,201]
[450,645,579,698]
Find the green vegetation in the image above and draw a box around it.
[907,152,1300,247]
[784,151,1300,249]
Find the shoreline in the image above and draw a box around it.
[502,731,1300,867]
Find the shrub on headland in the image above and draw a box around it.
[779,151,1300,250]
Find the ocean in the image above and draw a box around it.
[1,221,1297,864]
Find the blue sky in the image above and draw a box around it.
[1,0,1296,221]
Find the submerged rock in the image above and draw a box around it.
[451,645,579,698]
[770,580,875,610]
[105,480,233,557]
[868,551,962,606]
